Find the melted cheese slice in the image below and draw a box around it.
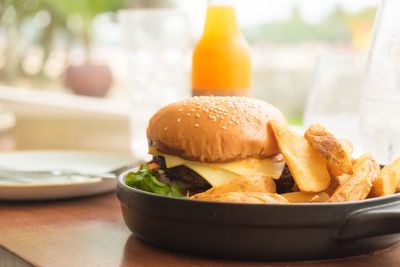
[161,153,284,186]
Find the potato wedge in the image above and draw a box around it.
[370,157,400,197]
[326,174,351,195]
[304,124,353,177]
[193,192,289,204]
[269,121,330,192]
[191,175,276,200]
[282,192,329,203]
[309,192,330,202]
[327,153,379,202]
[340,139,354,158]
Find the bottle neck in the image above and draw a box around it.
[202,1,240,38]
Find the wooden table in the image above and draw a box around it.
[1,106,400,266]
[2,193,400,267]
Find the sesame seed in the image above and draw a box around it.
[164,127,168,130]
[177,108,183,112]
[177,118,181,122]
[175,97,264,127]
[194,123,199,127]
[221,126,227,130]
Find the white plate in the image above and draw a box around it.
[0,151,133,200]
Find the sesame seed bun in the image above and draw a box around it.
[147,96,286,163]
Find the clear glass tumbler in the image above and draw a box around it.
[360,0,400,163]
[304,52,367,154]
[119,9,191,159]
[360,96,400,164]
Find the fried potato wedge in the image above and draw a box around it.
[270,121,330,192]
[327,153,379,202]
[282,192,329,203]
[193,192,289,204]
[340,139,354,158]
[191,175,276,200]
[370,157,400,197]
[309,192,330,202]
[304,124,353,177]
[326,174,351,195]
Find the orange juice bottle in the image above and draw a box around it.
[192,0,252,96]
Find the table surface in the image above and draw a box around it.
[1,109,400,267]
[2,193,400,267]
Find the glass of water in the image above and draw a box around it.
[360,96,400,164]
[304,52,367,153]
[360,0,400,163]
[119,9,191,159]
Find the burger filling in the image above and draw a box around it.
[158,152,285,186]
[125,154,294,197]
[154,156,212,194]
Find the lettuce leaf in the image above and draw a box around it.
[125,164,183,197]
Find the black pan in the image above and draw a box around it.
[117,169,400,261]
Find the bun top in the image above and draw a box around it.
[147,96,286,163]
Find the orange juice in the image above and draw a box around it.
[192,3,252,96]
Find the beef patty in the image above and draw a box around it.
[154,156,211,195]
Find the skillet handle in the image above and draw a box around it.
[337,202,400,241]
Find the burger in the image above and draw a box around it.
[125,96,292,196]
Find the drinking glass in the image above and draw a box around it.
[119,9,191,158]
[304,52,367,154]
[360,0,400,163]
[360,96,400,164]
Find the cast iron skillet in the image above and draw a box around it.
[117,169,400,261]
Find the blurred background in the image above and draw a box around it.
[0,0,377,121]
[0,0,380,155]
